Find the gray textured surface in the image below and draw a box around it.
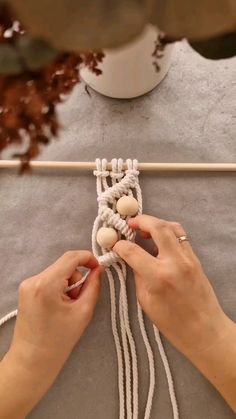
[0,41,236,419]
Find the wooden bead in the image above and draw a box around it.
[116,195,139,216]
[96,227,118,249]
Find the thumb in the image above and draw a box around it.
[74,266,102,314]
[113,240,157,279]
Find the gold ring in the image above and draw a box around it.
[178,235,188,244]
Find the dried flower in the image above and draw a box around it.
[0,4,104,170]
[152,33,166,72]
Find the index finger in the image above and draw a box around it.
[42,250,99,280]
[113,240,158,280]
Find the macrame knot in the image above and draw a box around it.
[93,169,110,178]
[99,207,135,240]
[92,158,140,268]
[125,158,139,176]
[98,251,120,267]
[110,158,125,181]
[93,157,110,178]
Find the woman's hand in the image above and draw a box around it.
[12,250,102,366]
[114,215,228,357]
[0,251,102,419]
[114,215,236,412]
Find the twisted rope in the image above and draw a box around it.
[91,158,179,419]
[0,158,180,419]
[127,167,156,419]
[110,159,132,419]
[0,309,17,327]
[101,159,136,418]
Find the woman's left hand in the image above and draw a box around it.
[0,251,102,419]
[12,250,102,369]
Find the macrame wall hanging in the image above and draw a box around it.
[0,158,179,419]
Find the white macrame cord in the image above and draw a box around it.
[0,158,179,419]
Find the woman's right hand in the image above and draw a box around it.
[114,215,236,411]
[113,215,231,359]
[114,215,236,412]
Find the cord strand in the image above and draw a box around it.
[0,309,17,327]
[153,326,179,419]
[128,162,156,419]
[0,158,180,419]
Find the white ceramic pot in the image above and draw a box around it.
[80,25,174,99]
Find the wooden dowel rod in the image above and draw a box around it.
[0,160,236,172]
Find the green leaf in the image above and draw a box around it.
[17,35,58,70]
[190,32,236,59]
[0,44,22,75]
